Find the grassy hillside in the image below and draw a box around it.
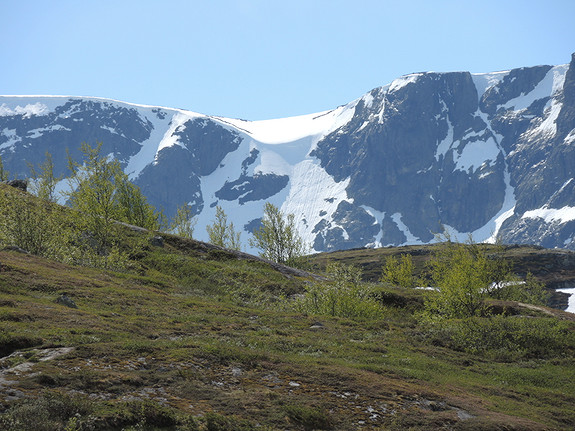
[0,186,574,430]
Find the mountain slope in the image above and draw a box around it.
[1,54,575,252]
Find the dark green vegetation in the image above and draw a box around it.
[0,184,574,430]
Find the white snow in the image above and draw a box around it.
[281,159,351,249]
[193,138,273,248]
[362,92,374,109]
[476,164,516,243]
[391,213,419,244]
[0,102,50,117]
[434,109,502,174]
[254,147,293,176]
[549,178,573,202]
[125,110,192,178]
[485,205,515,242]
[556,288,575,314]
[527,99,562,139]
[502,65,567,112]
[389,73,422,93]
[0,128,21,150]
[471,70,509,98]
[221,104,355,147]
[454,137,501,172]
[565,129,575,145]
[0,95,207,119]
[155,112,192,154]
[361,205,385,248]
[26,124,71,139]
[522,206,575,224]
[501,65,569,142]
[434,110,453,161]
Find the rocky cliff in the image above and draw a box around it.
[1,54,574,252]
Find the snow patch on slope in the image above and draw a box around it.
[483,168,517,243]
[454,137,500,172]
[361,205,385,248]
[389,73,422,92]
[282,159,351,248]
[471,70,509,98]
[222,104,355,147]
[391,213,419,244]
[194,137,281,248]
[514,65,568,141]
[435,111,453,160]
[0,102,50,117]
[502,65,567,111]
[522,206,575,224]
[556,288,575,313]
[0,128,22,150]
[125,110,186,178]
[26,124,71,139]
[528,100,562,139]
[155,113,192,154]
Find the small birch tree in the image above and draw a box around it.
[170,204,197,239]
[28,152,61,202]
[249,202,307,265]
[206,205,241,250]
[381,254,416,288]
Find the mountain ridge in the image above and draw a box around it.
[1,54,575,252]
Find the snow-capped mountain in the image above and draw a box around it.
[1,53,575,253]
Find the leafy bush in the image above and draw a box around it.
[489,272,549,305]
[249,202,307,265]
[0,187,71,260]
[293,263,382,318]
[66,142,159,251]
[170,203,197,239]
[422,238,549,320]
[206,205,241,250]
[381,253,416,288]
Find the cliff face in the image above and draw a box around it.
[1,55,575,252]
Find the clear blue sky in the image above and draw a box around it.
[1,0,574,120]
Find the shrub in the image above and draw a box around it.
[206,205,241,250]
[0,187,70,259]
[204,412,253,431]
[489,272,549,306]
[0,391,94,431]
[249,202,307,265]
[66,142,159,251]
[293,263,382,318]
[170,203,197,239]
[381,254,416,288]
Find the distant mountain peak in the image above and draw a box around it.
[2,56,575,252]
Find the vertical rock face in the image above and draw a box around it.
[312,71,508,245]
[1,54,574,252]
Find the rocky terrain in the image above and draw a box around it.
[1,54,575,254]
